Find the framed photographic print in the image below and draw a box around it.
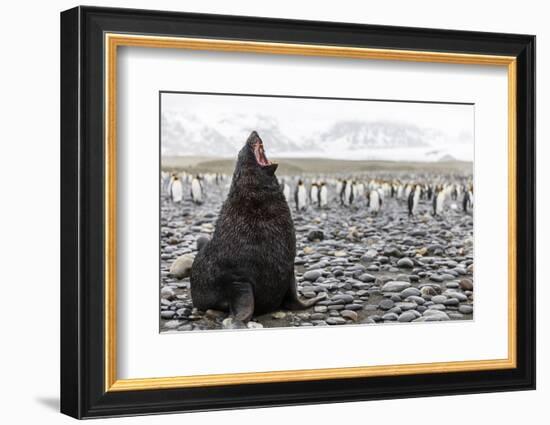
[60,6,536,419]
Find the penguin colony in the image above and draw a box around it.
[162,170,473,217]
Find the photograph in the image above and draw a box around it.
[57,5,536,419]
[159,92,475,332]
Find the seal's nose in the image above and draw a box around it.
[247,131,262,146]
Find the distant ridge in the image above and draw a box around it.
[439,154,457,162]
[162,156,473,175]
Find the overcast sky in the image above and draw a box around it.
[161,92,474,161]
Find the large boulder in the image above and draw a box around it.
[169,254,195,279]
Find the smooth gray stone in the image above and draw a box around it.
[303,270,322,282]
[387,305,402,314]
[160,286,176,299]
[382,312,399,321]
[398,311,417,322]
[378,299,395,310]
[358,273,376,282]
[395,302,417,311]
[332,294,354,303]
[177,324,193,331]
[431,295,448,304]
[444,298,459,306]
[163,320,182,329]
[422,309,450,321]
[161,311,176,319]
[459,304,474,314]
[326,317,346,325]
[381,281,411,292]
[400,287,421,298]
[447,292,468,301]
[406,295,425,305]
[397,257,414,268]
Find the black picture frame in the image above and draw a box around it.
[60,5,535,419]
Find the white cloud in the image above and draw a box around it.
[161,92,474,161]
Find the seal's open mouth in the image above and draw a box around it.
[253,140,272,167]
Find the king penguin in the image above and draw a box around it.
[369,189,381,215]
[190,175,204,205]
[433,185,445,216]
[281,180,291,203]
[407,184,421,216]
[161,171,171,194]
[295,180,307,212]
[462,185,474,213]
[404,184,412,201]
[310,182,319,207]
[341,180,354,206]
[335,179,343,203]
[397,184,404,200]
[319,182,328,208]
[169,174,184,203]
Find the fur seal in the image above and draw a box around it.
[190,131,325,327]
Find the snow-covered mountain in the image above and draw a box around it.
[161,111,472,162]
[162,111,306,157]
[313,120,441,149]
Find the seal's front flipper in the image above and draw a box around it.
[229,281,255,322]
[222,317,248,329]
[283,277,327,310]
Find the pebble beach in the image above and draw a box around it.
[160,172,474,332]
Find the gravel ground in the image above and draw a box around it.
[160,175,474,332]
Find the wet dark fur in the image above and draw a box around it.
[190,131,323,322]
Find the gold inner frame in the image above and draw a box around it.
[104,33,517,392]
